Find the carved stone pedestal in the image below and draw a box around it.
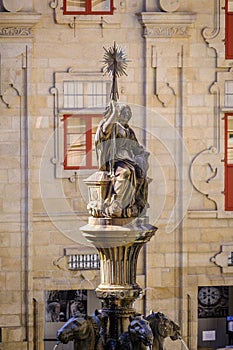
[81,217,157,342]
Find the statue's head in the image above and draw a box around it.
[146,311,181,340]
[56,313,89,344]
[129,314,153,347]
[118,104,132,125]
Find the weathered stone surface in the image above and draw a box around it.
[0,1,233,349]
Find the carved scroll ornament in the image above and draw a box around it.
[189,146,222,209]
[0,26,32,37]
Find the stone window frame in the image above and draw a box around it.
[50,0,121,28]
[222,76,233,213]
[50,69,110,179]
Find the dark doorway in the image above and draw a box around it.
[198,286,233,349]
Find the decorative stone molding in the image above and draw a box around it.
[1,83,20,108]
[189,146,223,209]
[210,244,233,273]
[202,0,221,41]
[201,0,226,67]
[156,82,175,106]
[137,12,196,38]
[188,210,218,218]
[188,66,233,217]
[0,12,41,37]
[151,45,183,106]
[0,48,27,108]
[209,81,221,152]
[146,26,188,37]
[0,26,32,37]
[187,75,230,217]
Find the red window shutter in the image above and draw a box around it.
[85,117,93,168]
[225,166,233,210]
[226,1,233,59]
[63,0,114,15]
[226,13,233,58]
[63,114,102,170]
[225,114,233,210]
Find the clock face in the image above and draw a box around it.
[198,287,221,306]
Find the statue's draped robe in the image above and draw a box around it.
[95,119,148,213]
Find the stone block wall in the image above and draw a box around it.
[0,0,233,349]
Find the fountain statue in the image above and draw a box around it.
[56,43,182,350]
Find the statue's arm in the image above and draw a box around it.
[102,101,119,135]
[130,128,149,156]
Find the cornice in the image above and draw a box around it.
[0,12,41,37]
[137,12,196,38]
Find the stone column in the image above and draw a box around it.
[81,216,157,341]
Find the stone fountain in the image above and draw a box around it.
[56,43,182,350]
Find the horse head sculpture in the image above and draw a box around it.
[57,310,105,350]
[145,311,181,350]
[119,314,154,350]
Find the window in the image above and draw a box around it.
[64,80,109,109]
[228,252,233,266]
[64,114,102,169]
[225,114,233,210]
[44,289,101,350]
[225,0,233,58]
[68,253,100,270]
[51,71,110,178]
[198,286,229,318]
[62,80,109,170]
[63,0,114,15]
[225,81,233,107]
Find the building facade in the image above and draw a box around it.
[0,0,233,349]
